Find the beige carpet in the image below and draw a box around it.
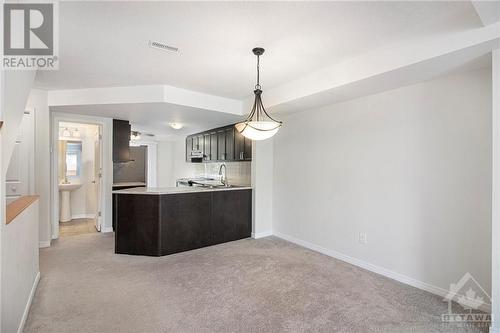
[24,234,485,333]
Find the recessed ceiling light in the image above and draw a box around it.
[169,122,183,130]
[149,40,179,53]
[130,131,141,141]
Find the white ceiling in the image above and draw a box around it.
[35,1,481,99]
[50,103,243,141]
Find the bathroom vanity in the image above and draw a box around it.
[112,186,252,256]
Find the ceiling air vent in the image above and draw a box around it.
[149,40,178,53]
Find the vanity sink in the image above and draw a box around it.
[59,182,82,222]
[59,183,82,191]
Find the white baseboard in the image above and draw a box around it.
[39,240,51,248]
[101,226,113,233]
[70,213,95,220]
[252,230,273,239]
[17,271,40,333]
[273,231,491,313]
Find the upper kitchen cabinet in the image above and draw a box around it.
[234,129,252,161]
[210,131,218,161]
[185,124,251,162]
[225,127,235,161]
[217,129,226,160]
[203,133,211,161]
[113,119,131,163]
[185,136,193,162]
[215,127,233,161]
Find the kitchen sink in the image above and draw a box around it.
[207,184,239,189]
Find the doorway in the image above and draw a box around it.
[56,121,102,237]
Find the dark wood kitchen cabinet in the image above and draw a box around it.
[161,192,213,254]
[196,135,204,151]
[210,132,218,161]
[201,132,218,162]
[185,123,251,162]
[113,119,131,162]
[225,127,235,160]
[186,136,193,162]
[217,129,226,160]
[211,189,252,244]
[114,189,252,256]
[234,130,252,161]
[203,133,211,161]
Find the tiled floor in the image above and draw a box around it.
[59,218,98,237]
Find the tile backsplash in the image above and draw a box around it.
[193,162,251,186]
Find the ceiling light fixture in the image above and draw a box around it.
[169,122,183,130]
[62,127,71,137]
[235,47,282,141]
[130,131,141,141]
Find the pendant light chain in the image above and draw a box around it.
[256,54,261,90]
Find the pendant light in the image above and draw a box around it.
[235,47,282,141]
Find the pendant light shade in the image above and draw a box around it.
[235,47,282,141]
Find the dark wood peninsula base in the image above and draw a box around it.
[113,188,252,256]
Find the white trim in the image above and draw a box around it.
[100,226,113,233]
[252,230,273,239]
[39,241,51,248]
[17,271,40,333]
[69,213,95,220]
[273,231,491,313]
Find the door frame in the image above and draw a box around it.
[50,112,113,239]
[93,132,102,231]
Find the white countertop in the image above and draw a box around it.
[112,182,146,187]
[113,186,252,195]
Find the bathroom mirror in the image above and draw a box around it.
[59,140,82,181]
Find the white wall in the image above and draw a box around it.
[171,138,198,183]
[157,141,175,187]
[26,90,51,247]
[130,141,158,187]
[2,71,36,176]
[0,71,37,331]
[273,68,492,297]
[1,201,40,333]
[491,50,500,333]
[251,140,274,238]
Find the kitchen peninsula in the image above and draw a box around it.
[113,186,252,256]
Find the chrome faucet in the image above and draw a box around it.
[219,163,227,186]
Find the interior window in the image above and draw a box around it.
[66,141,82,177]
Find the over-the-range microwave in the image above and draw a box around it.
[189,150,204,162]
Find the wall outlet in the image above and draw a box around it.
[358,232,368,244]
